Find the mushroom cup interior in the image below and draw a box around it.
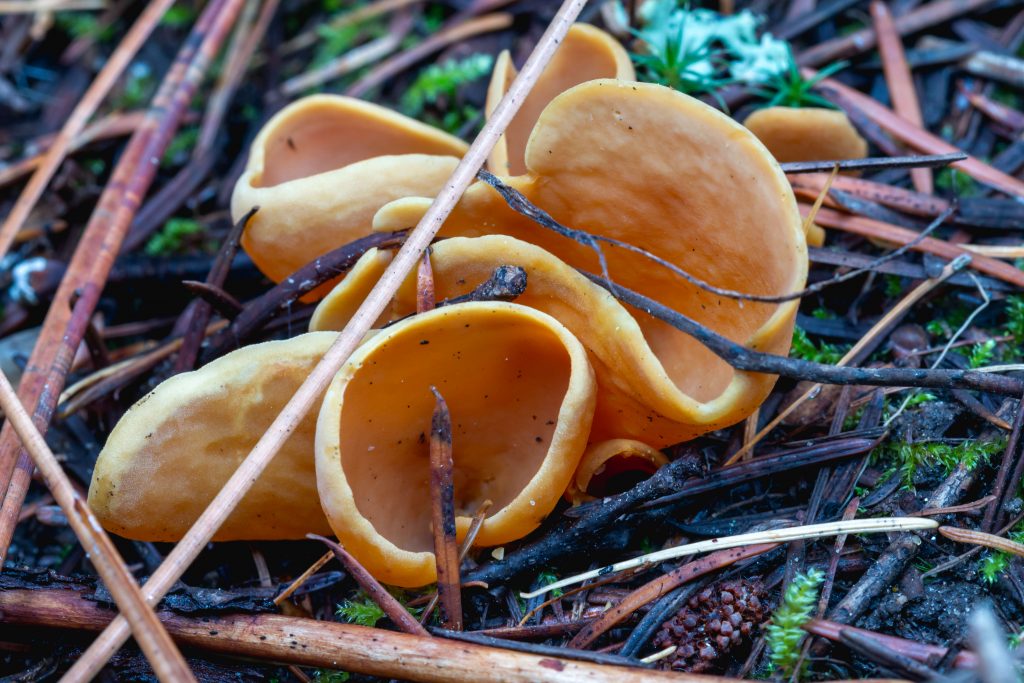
[316,302,595,587]
[253,96,470,188]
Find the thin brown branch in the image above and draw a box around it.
[428,387,462,630]
[0,0,177,260]
[811,72,1024,197]
[797,0,994,66]
[870,1,932,194]
[308,534,430,636]
[418,248,436,314]
[0,587,727,682]
[939,525,1024,556]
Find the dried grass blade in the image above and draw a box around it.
[524,518,938,600]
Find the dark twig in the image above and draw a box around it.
[840,629,945,680]
[173,207,255,374]
[307,534,430,637]
[466,435,876,584]
[780,152,966,174]
[983,394,1024,533]
[204,231,407,358]
[482,169,956,304]
[180,281,244,318]
[584,273,1024,396]
[428,387,462,631]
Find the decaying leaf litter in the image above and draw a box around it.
[3,0,1024,680]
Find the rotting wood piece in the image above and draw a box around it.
[0,587,744,683]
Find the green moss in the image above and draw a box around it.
[790,326,846,364]
[766,568,824,680]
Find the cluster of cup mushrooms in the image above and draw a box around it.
[88,23,842,587]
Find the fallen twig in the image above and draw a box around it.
[780,152,965,175]
[428,387,462,631]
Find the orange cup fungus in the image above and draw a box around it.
[311,233,800,447]
[743,106,868,165]
[90,29,809,586]
[485,22,634,176]
[88,333,337,541]
[566,439,669,504]
[230,96,467,296]
[315,302,595,586]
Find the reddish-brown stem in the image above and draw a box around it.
[429,387,462,630]
[870,1,932,194]
[308,534,431,637]
[804,205,1024,289]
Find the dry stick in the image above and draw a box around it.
[870,1,932,194]
[0,111,146,190]
[810,73,1024,198]
[939,525,1024,556]
[0,0,177,261]
[0,371,196,682]
[278,0,419,56]
[64,3,588,678]
[171,207,255,374]
[281,27,408,95]
[797,0,995,67]
[419,500,491,625]
[724,256,971,466]
[806,205,1024,289]
[428,387,462,630]
[0,0,248,572]
[568,545,778,649]
[526,518,939,600]
[273,552,332,607]
[804,619,978,670]
[418,248,436,313]
[308,535,430,637]
[0,588,732,683]
[345,13,514,98]
[779,152,965,175]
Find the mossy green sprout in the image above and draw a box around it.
[873,439,1005,489]
[336,589,423,628]
[335,593,386,627]
[979,520,1024,584]
[145,218,208,256]
[750,46,846,108]
[790,326,847,365]
[766,568,824,679]
[401,54,493,114]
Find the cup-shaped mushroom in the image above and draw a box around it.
[315,301,596,587]
[311,235,786,446]
[485,23,634,176]
[566,439,668,504]
[231,95,468,297]
[743,106,867,164]
[88,333,338,542]
[370,82,806,441]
